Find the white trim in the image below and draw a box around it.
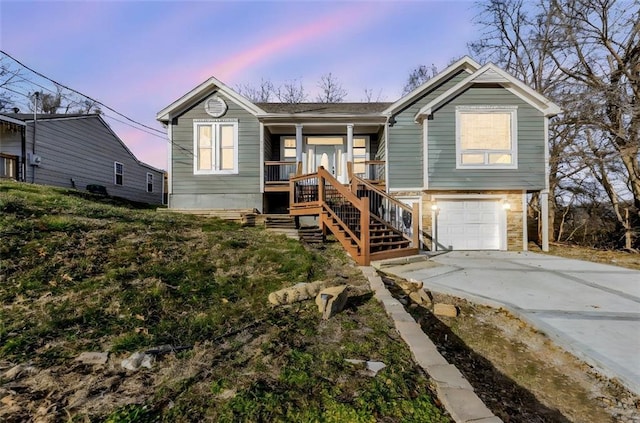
[455,106,518,170]
[422,121,429,189]
[415,63,561,120]
[522,191,528,251]
[259,122,265,194]
[192,119,239,175]
[167,123,172,198]
[157,77,264,122]
[383,56,480,115]
[431,194,508,251]
[544,116,550,191]
[384,122,390,192]
[0,114,26,126]
[114,161,123,185]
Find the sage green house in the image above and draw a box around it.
[157,56,559,252]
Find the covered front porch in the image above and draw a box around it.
[261,117,387,212]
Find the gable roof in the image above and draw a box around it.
[414,63,562,121]
[156,76,265,122]
[382,56,481,116]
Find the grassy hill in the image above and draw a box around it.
[0,181,450,422]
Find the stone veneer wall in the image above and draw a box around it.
[406,190,527,251]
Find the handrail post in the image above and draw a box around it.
[360,196,370,265]
[289,177,296,209]
[318,169,325,203]
[412,202,420,249]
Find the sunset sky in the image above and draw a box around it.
[0,0,480,170]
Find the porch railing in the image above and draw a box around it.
[264,161,297,184]
[0,153,18,180]
[291,167,370,263]
[351,175,419,248]
[353,160,385,183]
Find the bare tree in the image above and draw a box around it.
[470,0,640,249]
[236,78,274,102]
[0,55,29,111]
[275,79,308,103]
[316,73,347,103]
[362,88,386,102]
[402,64,438,95]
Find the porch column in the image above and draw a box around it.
[541,190,549,252]
[346,123,354,177]
[295,124,303,174]
[346,124,354,162]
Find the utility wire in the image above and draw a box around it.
[1,50,165,135]
[1,50,196,158]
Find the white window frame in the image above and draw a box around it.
[114,161,123,185]
[280,136,297,161]
[146,172,153,193]
[455,106,518,169]
[193,119,239,175]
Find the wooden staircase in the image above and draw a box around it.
[289,167,419,265]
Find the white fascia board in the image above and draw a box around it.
[0,114,27,126]
[382,56,480,116]
[156,76,265,122]
[414,63,562,121]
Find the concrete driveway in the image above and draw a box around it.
[379,251,640,395]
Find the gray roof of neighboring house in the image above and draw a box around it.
[255,102,392,114]
[2,113,91,121]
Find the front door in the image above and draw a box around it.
[308,145,345,182]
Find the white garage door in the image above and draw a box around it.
[436,200,502,250]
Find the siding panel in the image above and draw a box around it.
[171,91,261,209]
[428,86,545,190]
[22,117,163,204]
[388,71,470,189]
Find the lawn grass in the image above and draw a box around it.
[0,181,450,422]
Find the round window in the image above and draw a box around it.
[205,95,227,117]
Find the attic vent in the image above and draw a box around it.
[205,95,227,117]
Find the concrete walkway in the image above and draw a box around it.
[377,251,640,395]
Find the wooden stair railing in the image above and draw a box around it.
[350,175,420,249]
[290,167,418,265]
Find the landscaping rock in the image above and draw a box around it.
[434,303,458,317]
[268,280,329,305]
[409,289,432,307]
[315,285,349,319]
[121,352,154,371]
[345,359,387,376]
[2,364,37,381]
[395,279,424,293]
[75,351,109,365]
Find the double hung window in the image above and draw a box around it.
[114,162,123,185]
[194,120,238,174]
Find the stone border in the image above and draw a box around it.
[360,266,502,423]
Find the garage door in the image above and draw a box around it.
[436,200,502,250]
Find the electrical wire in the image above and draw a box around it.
[1,50,196,159]
[1,50,165,135]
